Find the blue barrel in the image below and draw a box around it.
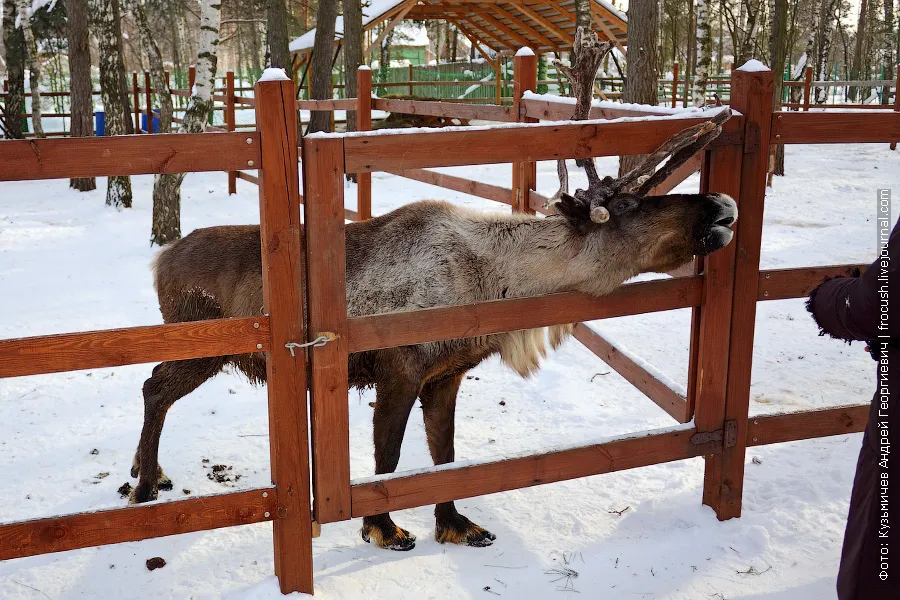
[94,111,105,136]
[141,109,161,133]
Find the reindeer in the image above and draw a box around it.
[130,33,738,552]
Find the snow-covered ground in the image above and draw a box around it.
[0,142,897,599]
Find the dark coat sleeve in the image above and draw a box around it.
[807,220,899,343]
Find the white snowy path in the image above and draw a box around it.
[0,143,897,599]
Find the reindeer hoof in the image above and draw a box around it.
[361,522,417,551]
[435,515,496,547]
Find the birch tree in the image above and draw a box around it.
[2,0,26,138]
[90,0,133,208]
[693,0,712,106]
[150,0,222,245]
[17,0,44,137]
[65,0,96,191]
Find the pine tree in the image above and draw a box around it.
[309,0,338,132]
[342,0,364,132]
[620,0,660,174]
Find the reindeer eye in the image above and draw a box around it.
[612,198,638,215]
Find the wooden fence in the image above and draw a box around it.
[0,57,898,596]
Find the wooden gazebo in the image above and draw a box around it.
[290,0,628,66]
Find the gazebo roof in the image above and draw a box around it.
[289,0,627,57]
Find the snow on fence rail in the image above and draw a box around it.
[0,62,895,596]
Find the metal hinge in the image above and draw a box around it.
[691,420,738,449]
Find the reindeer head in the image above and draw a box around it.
[552,110,737,275]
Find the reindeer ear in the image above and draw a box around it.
[553,193,592,227]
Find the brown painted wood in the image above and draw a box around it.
[573,324,689,423]
[255,77,315,595]
[386,168,513,204]
[0,317,270,379]
[693,141,743,513]
[528,189,553,214]
[347,277,701,353]
[302,136,352,524]
[648,153,702,195]
[145,71,153,135]
[351,425,721,517]
[802,67,812,111]
[356,68,373,220]
[236,171,259,184]
[513,51,538,214]
[0,488,275,560]
[296,98,358,110]
[235,96,256,106]
[344,117,726,173]
[747,404,870,447]
[758,264,868,301]
[132,72,141,132]
[713,67,775,520]
[226,71,237,195]
[0,133,260,182]
[371,98,515,122]
[772,111,900,144]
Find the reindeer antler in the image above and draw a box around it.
[557,108,732,224]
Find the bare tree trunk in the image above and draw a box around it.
[693,0,711,106]
[849,0,870,101]
[2,0,26,139]
[17,0,44,137]
[111,0,134,134]
[90,0,133,208]
[65,0,96,191]
[620,0,660,174]
[768,0,787,180]
[267,0,290,70]
[135,0,180,244]
[151,0,222,245]
[883,0,896,103]
[814,0,838,103]
[309,0,338,132]
[342,0,363,132]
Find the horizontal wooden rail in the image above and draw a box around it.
[0,487,275,560]
[347,277,701,353]
[772,111,900,144]
[372,98,515,122]
[235,96,256,106]
[0,132,261,181]
[296,98,358,110]
[758,264,868,301]
[528,190,554,215]
[171,89,191,97]
[747,404,869,446]
[521,97,689,120]
[343,116,732,173]
[783,79,895,87]
[782,103,895,110]
[386,168,512,204]
[573,323,689,423]
[236,170,259,184]
[350,424,720,517]
[0,316,270,378]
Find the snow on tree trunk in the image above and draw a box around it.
[89,0,133,208]
[341,0,363,133]
[620,0,659,175]
[65,0,96,191]
[692,0,711,107]
[150,0,222,246]
[309,0,338,133]
[3,0,26,139]
[17,0,44,138]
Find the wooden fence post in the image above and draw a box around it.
[802,66,812,111]
[254,75,314,595]
[409,63,414,96]
[356,66,373,220]
[512,49,537,214]
[672,62,679,108]
[132,72,141,132]
[302,135,352,524]
[706,66,774,520]
[188,66,196,92]
[144,72,152,133]
[226,71,237,194]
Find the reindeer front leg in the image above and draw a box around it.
[421,373,496,547]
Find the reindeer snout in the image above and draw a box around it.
[709,194,738,227]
